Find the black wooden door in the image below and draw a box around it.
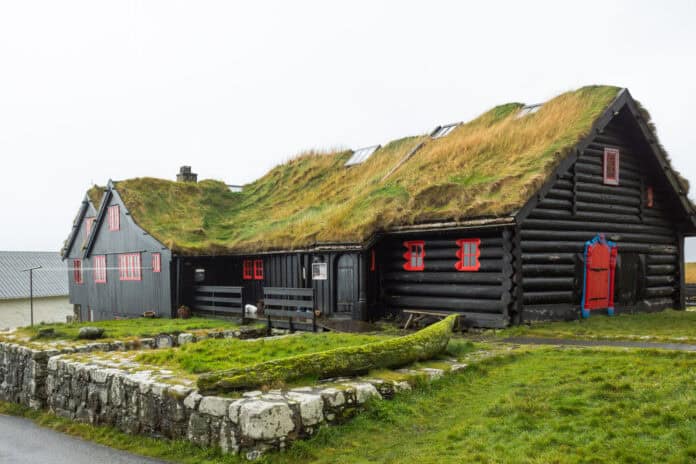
[336,254,356,314]
[616,253,642,306]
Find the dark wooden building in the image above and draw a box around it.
[62,88,696,327]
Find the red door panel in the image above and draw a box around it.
[582,234,617,317]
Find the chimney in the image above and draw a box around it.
[176,166,197,183]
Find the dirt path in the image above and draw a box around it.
[503,337,696,351]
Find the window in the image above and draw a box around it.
[152,253,161,273]
[93,255,107,283]
[646,185,654,208]
[430,123,459,139]
[370,249,376,272]
[73,259,83,284]
[455,238,481,271]
[118,253,141,281]
[243,260,253,280]
[85,217,95,236]
[603,148,620,185]
[345,145,381,167]
[108,205,120,231]
[515,104,542,119]
[254,259,264,280]
[403,241,425,271]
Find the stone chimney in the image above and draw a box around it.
[176,166,197,183]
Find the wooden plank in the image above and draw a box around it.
[265,309,314,319]
[263,287,313,297]
[193,304,243,314]
[194,286,243,294]
[194,296,242,304]
[264,298,314,309]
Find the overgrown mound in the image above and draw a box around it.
[197,315,457,394]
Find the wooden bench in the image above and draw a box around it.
[192,286,245,321]
[402,309,465,331]
[263,287,317,332]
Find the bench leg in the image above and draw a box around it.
[404,314,414,330]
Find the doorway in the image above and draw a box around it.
[582,234,618,317]
[336,254,357,316]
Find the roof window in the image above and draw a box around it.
[345,145,381,166]
[430,123,459,139]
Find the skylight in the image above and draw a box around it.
[516,104,542,118]
[430,123,459,139]
[345,145,381,166]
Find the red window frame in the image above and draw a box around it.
[118,253,141,281]
[646,185,654,208]
[603,148,620,186]
[370,249,376,272]
[254,259,264,280]
[243,260,253,280]
[73,259,83,284]
[108,205,120,231]
[93,255,107,283]
[152,253,161,273]
[403,241,425,271]
[455,238,481,271]
[85,217,95,236]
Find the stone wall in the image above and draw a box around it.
[0,342,57,408]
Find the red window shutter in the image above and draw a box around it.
[152,253,161,273]
[455,238,481,271]
[403,241,425,271]
[254,259,264,280]
[108,205,120,231]
[243,260,253,280]
[94,256,106,283]
[85,217,95,236]
[603,148,620,185]
[646,186,654,208]
[73,259,83,284]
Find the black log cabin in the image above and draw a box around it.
[62,87,696,327]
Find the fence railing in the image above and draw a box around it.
[192,286,245,318]
[263,286,316,332]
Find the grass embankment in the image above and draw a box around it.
[110,86,620,254]
[686,262,696,283]
[3,348,694,463]
[501,309,696,344]
[4,317,240,343]
[135,332,392,375]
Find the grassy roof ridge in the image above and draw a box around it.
[96,85,626,254]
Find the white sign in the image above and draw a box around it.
[312,263,327,280]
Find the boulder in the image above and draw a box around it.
[77,327,104,340]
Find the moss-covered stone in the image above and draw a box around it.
[197,316,457,394]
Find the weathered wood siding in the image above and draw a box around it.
[520,111,684,321]
[65,200,97,321]
[377,229,513,328]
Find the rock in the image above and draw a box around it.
[37,328,55,338]
[177,333,194,345]
[183,392,202,410]
[349,383,381,403]
[320,388,345,407]
[199,396,232,417]
[77,327,104,340]
[239,400,296,440]
[155,334,174,349]
[285,392,324,426]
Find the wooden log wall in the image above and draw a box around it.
[520,116,681,321]
[378,229,512,328]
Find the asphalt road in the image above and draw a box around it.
[0,414,166,464]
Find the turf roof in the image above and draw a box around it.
[100,86,626,254]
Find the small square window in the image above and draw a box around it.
[603,148,620,186]
[243,260,253,280]
[108,205,120,231]
[455,239,480,271]
[152,253,161,273]
[403,241,425,271]
[254,259,264,280]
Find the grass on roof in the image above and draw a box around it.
[113,86,621,254]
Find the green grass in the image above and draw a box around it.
[3,348,694,463]
[268,348,696,464]
[4,317,241,343]
[135,332,393,375]
[501,309,696,344]
[107,86,622,254]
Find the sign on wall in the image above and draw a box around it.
[312,262,327,280]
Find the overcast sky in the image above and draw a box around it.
[1,1,695,257]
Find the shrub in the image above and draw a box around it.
[197,315,457,394]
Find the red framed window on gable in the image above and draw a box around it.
[254,259,264,280]
[603,148,620,186]
[455,238,481,271]
[118,253,141,281]
[85,217,95,236]
[403,241,425,271]
[243,260,253,280]
[370,249,376,272]
[73,259,83,284]
[152,253,161,273]
[93,255,107,283]
[108,205,120,231]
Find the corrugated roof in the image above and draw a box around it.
[0,252,68,300]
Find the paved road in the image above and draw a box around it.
[504,337,696,351]
[0,414,166,464]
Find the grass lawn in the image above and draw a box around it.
[3,317,242,343]
[270,348,696,464]
[134,332,395,375]
[500,309,696,344]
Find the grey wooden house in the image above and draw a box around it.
[62,86,696,327]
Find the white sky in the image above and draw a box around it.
[1,1,695,257]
